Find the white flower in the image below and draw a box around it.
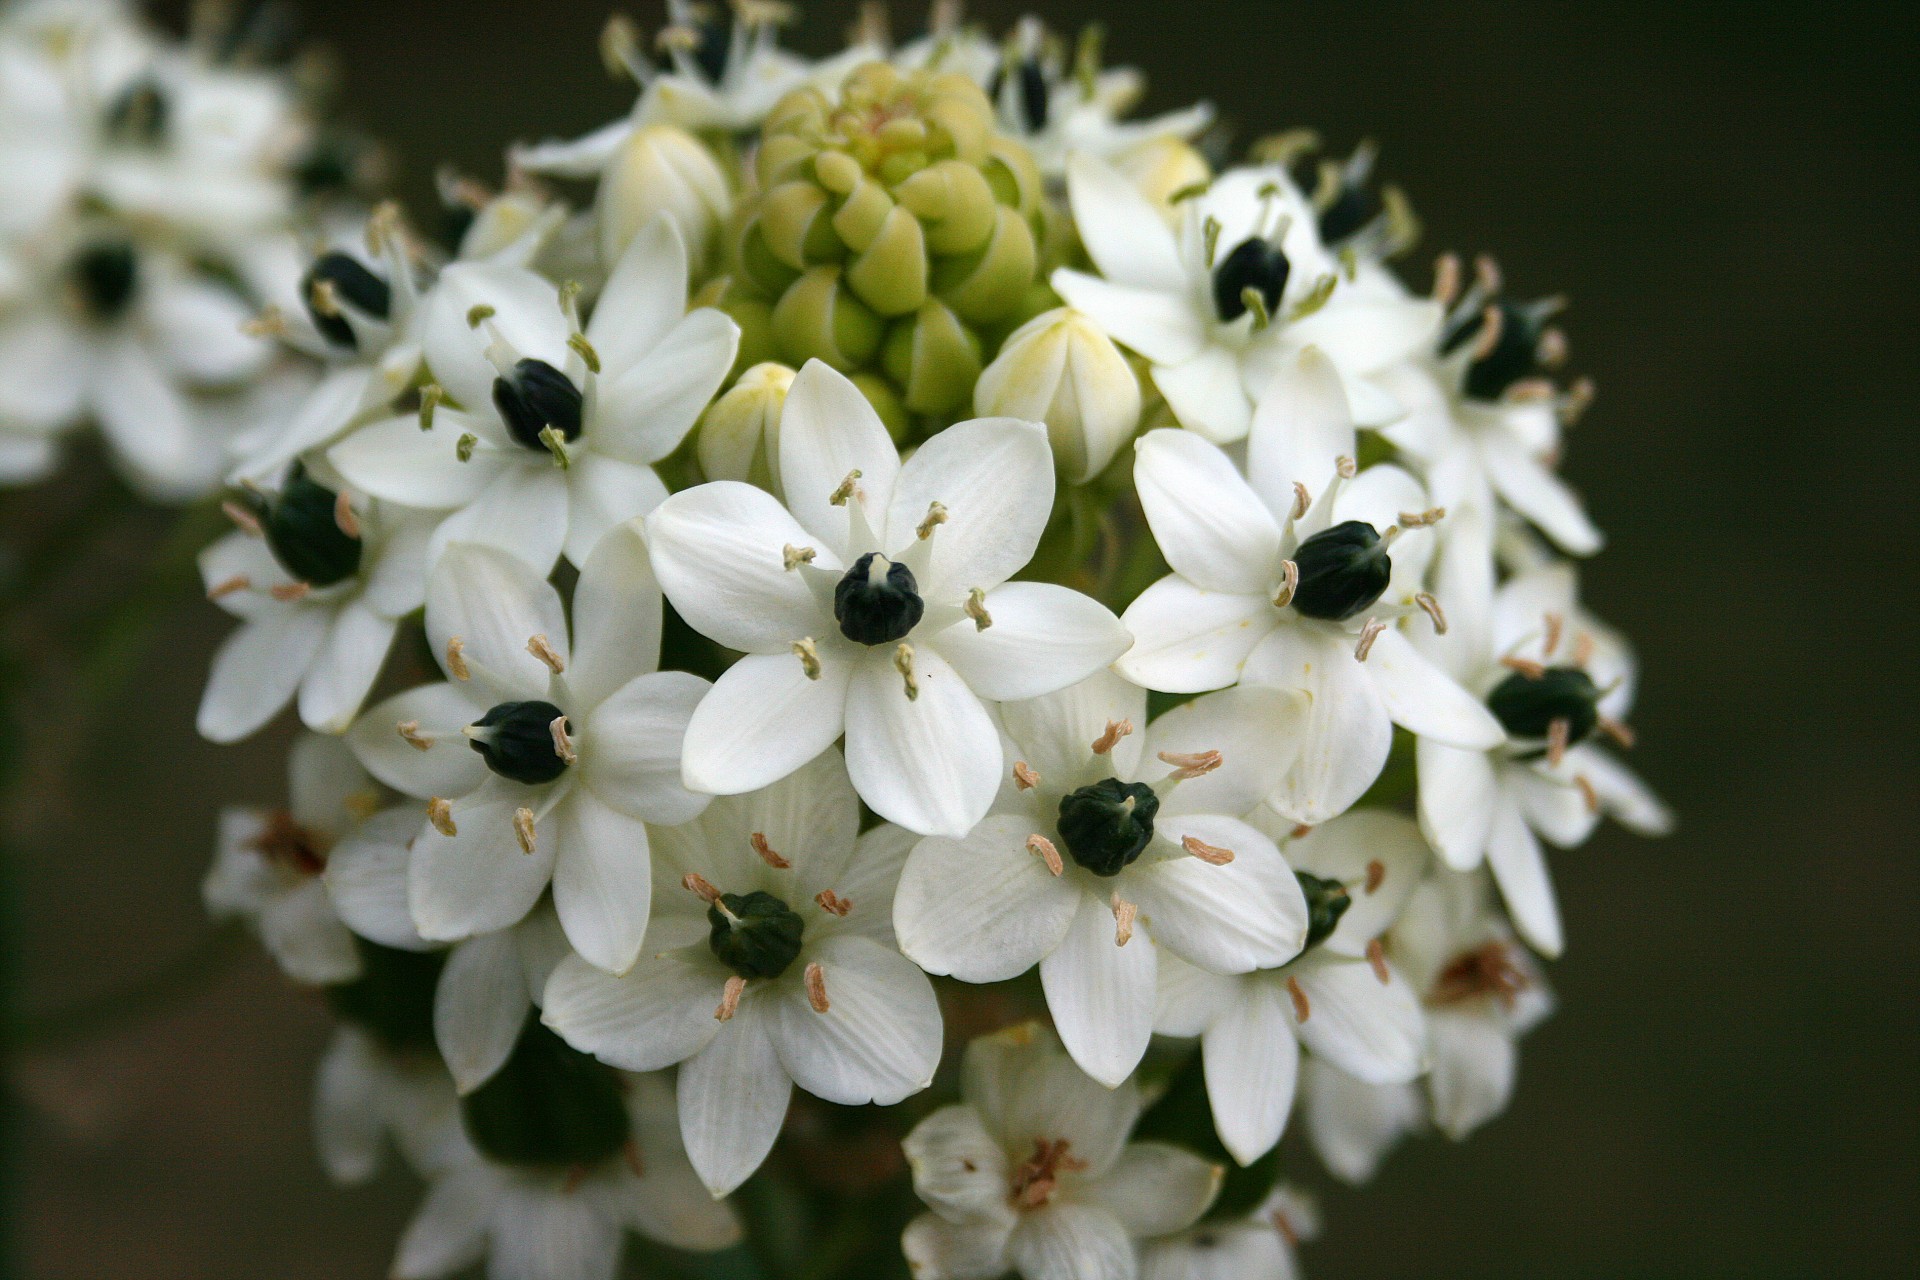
[393,1060,739,1280]
[1151,810,1430,1165]
[1139,1185,1320,1280]
[197,470,435,742]
[541,748,942,1197]
[1051,155,1439,443]
[1414,512,1670,955]
[647,359,1131,836]
[204,731,382,984]
[329,216,738,573]
[313,1024,463,1186]
[1118,349,1502,822]
[975,306,1143,485]
[896,670,1310,1086]
[901,1021,1223,1280]
[348,526,710,974]
[1296,1058,1423,1185]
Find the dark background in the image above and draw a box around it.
[8,1,1916,1276]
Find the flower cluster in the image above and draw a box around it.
[175,4,1668,1278]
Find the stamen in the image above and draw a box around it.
[1571,632,1596,668]
[1273,559,1299,608]
[1365,859,1386,894]
[269,582,312,603]
[964,587,992,631]
[567,332,601,374]
[1240,286,1272,331]
[427,797,457,837]
[1367,937,1391,985]
[1091,719,1133,755]
[1291,823,1314,839]
[241,307,288,338]
[1202,216,1222,268]
[750,832,790,869]
[714,975,745,1022]
[1415,592,1448,633]
[1536,327,1569,369]
[1026,834,1064,877]
[1110,892,1138,946]
[456,433,478,463]
[1547,717,1570,767]
[804,962,830,1012]
[1501,655,1546,680]
[1273,1208,1302,1248]
[1159,749,1223,780]
[1471,305,1505,361]
[417,383,444,431]
[815,889,852,917]
[829,469,862,506]
[465,303,496,329]
[1561,377,1597,425]
[916,501,948,540]
[537,426,572,468]
[1354,618,1387,661]
[1433,252,1461,307]
[512,807,537,854]
[1289,273,1337,321]
[221,501,262,536]
[1598,716,1636,749]
[1181,835,1234,865]
[1286,975,1311,1022]
[783,543,816,570]
[527,634,565,674]
[893,643,918,700]
[549,716,577,765]
[397,720,432,751]
[1012,761,1040,791]
[307,277,342,319]
[1291,482,1311,521]
[1398,506,1446,527]
[792,638,822,680]
[207,574,251,600]
[333,491,361,539]
[1543,612,1565,657]
[682,872,722,906]
[1336,455,1357,480]
[446,637,470,680]
[1574,774,1601,813]
[1474,253,1503,296]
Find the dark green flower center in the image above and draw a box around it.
[833,553,924,646]
[258,463,363,587]
[1442,301,1544,401]
[468,701,572,785]
[493,358,583,450]
[70,241,139,322]
[1290,520,1391,621]
[1212,238,1291,323]
[301,251,391,350]
[461,1018,631,1168]
[104,78,167,147]
[1296,870,1353,952]
[989,57,1051,133]
[708,891,806,980]
[1486,665,1600,744]
[325,938,444,1054]
[1056,778,1159,877]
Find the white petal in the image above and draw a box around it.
[998,669,1147,786]
[681,649,854,795]
[1416,739,1499,871]
[324,807,430,951]
[296,601,396,734]
[778,360,900,558]
[392,1168,494,1279]
[550,791,655,975]
[92,338,202,496]
[313,1029,385,1184]
[260,880,362,985]
[1485,792,1562,957]
[1066,152,1185,292]
[348,683,492,799]
[1151,951,1239,1039]
[678,1014,793,1196]
[1142,685,1305,819]
[1301,1059,1422,1184]
[902,1212,1014,1280]
[541,950,725,1072]
[486,1182,622,1280]
[773,933,941,1105]
[1051,269,1206,366]
[581,671,711,824]
[1291,959,1427,1084]
[885,416,1053,596]
[327,410,507,508]
[408,783,558,941]
[585,215,688,371]
[435,931,533,1094]
[362,509,438,618]
[1282,811,1430,957]
[645,481,830,654]
[427,465,571,580]
[1115,577,1273,694]
[1132,429,1281,593]
[567,518,662,710]
[1571,745,1674,836]
[592,308,739,465]
[1284,298,1441,379]
[1079,1142,1222,1237]
[1364,628,1505,748]
[611,1079,744,1250]
[1510,764,1602,849]
[1041,893,1158,1087]
[1245,624,1392,824]
[1426,1009,1516,1140]
[1151,346,1254,445]
[1006,1204,1138,1280]
[901,1105,1014,1223]
[147,275,271,384]
[895,815,1082,983]
[196,607,330,743]
[826,821,918,947]
[422,261,572,410]
[560,451,669,568]
[964,1025,1141,1174]
[1246,346,1358,517]
[1201,981,1299,1165]
[1126,816,1307,974]
[931,583,1131,702]
[426,542,568,699]
[1480,427,1603,556]
[845,645,999,837]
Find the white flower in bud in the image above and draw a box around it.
[696,361,794,495]
[596,124,730,269]
[975,308,1142,485]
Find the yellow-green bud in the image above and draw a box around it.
[697,362,794,494]
[597,124,731,271]
[975,308,1141,484]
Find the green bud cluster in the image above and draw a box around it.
[720,61,1051,426]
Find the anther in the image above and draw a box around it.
[270,582,312,603]
[829,470,861,506]
[333,491,361,539]
[804,962,830,1012]
[446,637,470,680]
[1561,377,1597,425]
[1536,327,1568,369]
[466,303,496,328]
[1365,859,1385,894]
[1574,774,1600,814]
[1091,719,1133,755]
[567,332,601,374]
[1291,482,1311,521]
[1181,835,1234,865]
[1286,975,1311,1022]
[1471,305,1505,361]
[1543,612,1565,657]
[815,889,851,917]
[397,720,432,751]
[916,502,948,540]
[1355,618,1387,661]
[1026,834,1064,877]
[537,426,572,467]
[549,716,577,765]
[513,807,537,854]
[1159,749,1223,779]
[1433,253,1461,307]
[750,832,790,869]
[1012,761,1040,791]
[222,501,262,536]
[207,574,250,600]
[783,544,816,570]
[1273,559,1299,608]
[1336,455,1357,479]
[1291,823,1314,839]
[1474,254,1503,295]
[1571,632,1596,668]
[427,797,457,837]
[456,433,478,462]
[893,643,918,700]
[1110,892,1138,946]
[1500,655,1546,680]
[1598,716,1636,749]
[965,587,992,631]
[527,634,565,674]
[1366,937,1390,984]
[1415,592,1448,633]
[715,975,746,1022]
[682,873,722,906]
[792,638,822,680]
[1398,506,1446,527]
[1546,717,1570,768]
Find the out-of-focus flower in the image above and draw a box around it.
[1140,1185,1320,1280]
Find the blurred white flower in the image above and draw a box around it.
[1140,1185,1320,1280]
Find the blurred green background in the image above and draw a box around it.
[5,0,1914,1276]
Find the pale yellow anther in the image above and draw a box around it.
[241,307,288,338]
[537,426,572,469]
[513,807,537,854]
[1433,252,1462,307]
[567,331,601,375]
[815,889,852,917]
[1354,618,1387,661]
[682,872,722,905]
[783,544,817,571]
[1012,761,1040,791]
[207,574,251,600]
[1365,859,1386,894]
[715,975,746,1022]
[792,638,823,680]
[1415,592,1448,634]
[1091,719,1133,755]
[1543,612,1565,657]
[1181,834,1235,865]
[456,433,479,463]
[1367,937,1391,984]
[894,643,918,701]
[1159,749,1223,780]
[1110,892,1138,946]
[1287,975,1311,1022]
[804,962,830,1013]
[750,832,791,869]
[1562,377,1597,425]
[829,469,862,506]
[307,276,342,318]
[917,501,948,540]
[221,501,262,537]
[549,715,577,765]
[1273,559,1299,609]
[397,720,432,752]
[333,490,361,539]
[965,587,992,631]
[270,582,312,603]
[527,634,565,674]
[1397,506,1446,528]
[1336,455,1358,480]
[446,637,471,680]
[427,797,457,837]
[1026,834,1064,877]
[1291,482,1311,521]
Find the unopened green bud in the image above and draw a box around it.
[698,362,795,493]
[771,267,884,371]
[597,124,730,270]
[880,299,983,415]
[975,307,1141,483]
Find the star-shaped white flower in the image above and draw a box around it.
[348,526,710,975]
[901,1021,1223,1280]
[1119,349,1503,823]
[1051,155,1440,443]
[312,1024,462,1187]
[896,670,1311,1086]
[647,358,1131,836]
[1151,810,1431,1165]
[541,748,942,1197]
[330,215,738,573]
[1139,1185,1320,1280]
